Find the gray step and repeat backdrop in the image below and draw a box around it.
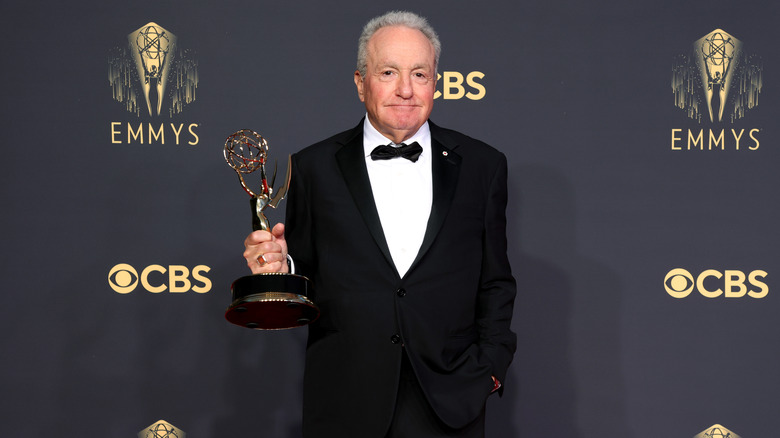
[1,0,777,437]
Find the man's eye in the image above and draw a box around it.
[378,71,396,81]
[412,72,430,84]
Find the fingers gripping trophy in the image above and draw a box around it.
[223,129,318,330]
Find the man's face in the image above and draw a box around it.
[354,26,436,144]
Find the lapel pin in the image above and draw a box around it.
[442,151,448,157]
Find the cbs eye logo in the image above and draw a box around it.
[664,268,768,298]
[109,263,212,294]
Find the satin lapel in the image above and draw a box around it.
[407,132,462,275]
[334,131,396,272]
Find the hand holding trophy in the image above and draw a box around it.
[223,129,319,330]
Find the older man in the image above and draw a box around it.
[244,11,516,437]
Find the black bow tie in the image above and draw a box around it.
[370,142,423,162]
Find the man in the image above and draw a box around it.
[243,11,516,437]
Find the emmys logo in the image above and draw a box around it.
[138,419,186,438]
[664,268,768,299]
[672,29,762,124]
[109,22,197,117]
[108,22,200,145]
[108,263,212,294]
[693,423,741,438]
[670,29,763,151]
[434,71,486,100]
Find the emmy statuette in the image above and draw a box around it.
[223,129,319,330]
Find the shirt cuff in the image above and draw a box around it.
[286,254,295,274]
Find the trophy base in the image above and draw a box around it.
[226,273,318,330]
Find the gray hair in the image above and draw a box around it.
[356,11,441,78]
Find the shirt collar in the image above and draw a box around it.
[362,115,431,158]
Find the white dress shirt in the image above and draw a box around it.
[362,116,433,277]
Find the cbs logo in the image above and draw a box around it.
[664,268,768,299]
[434,71,486,100]
[108,263,212,294]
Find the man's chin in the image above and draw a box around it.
[385,115,426,131]
[390,122,424,136]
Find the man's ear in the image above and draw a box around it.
[354,70,365,102]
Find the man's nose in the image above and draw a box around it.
[396,74,413,98]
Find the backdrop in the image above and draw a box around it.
[1,0,777,437]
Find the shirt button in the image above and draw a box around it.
[390,334,401,344]
[396,288,406,297]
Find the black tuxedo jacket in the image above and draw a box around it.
[285,120,516,437]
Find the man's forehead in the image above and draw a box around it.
[366,26,435,64]
[371,56,432,67]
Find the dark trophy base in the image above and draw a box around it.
[225,273,318,330]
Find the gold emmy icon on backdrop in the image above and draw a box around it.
[223,129,318,330]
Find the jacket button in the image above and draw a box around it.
[396,288,406,297]
[390,334,401,344]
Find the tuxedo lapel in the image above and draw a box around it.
[334,120,462,279]
[407,124,462,275]
[335,125,396,274]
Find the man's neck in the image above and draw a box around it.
[365,115,424,144]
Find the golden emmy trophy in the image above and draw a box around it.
[223,129,319,330]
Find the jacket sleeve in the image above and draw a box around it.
[285,153,316,283]
[476,152,517,390]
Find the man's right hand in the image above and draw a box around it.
[243,223,289,274]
